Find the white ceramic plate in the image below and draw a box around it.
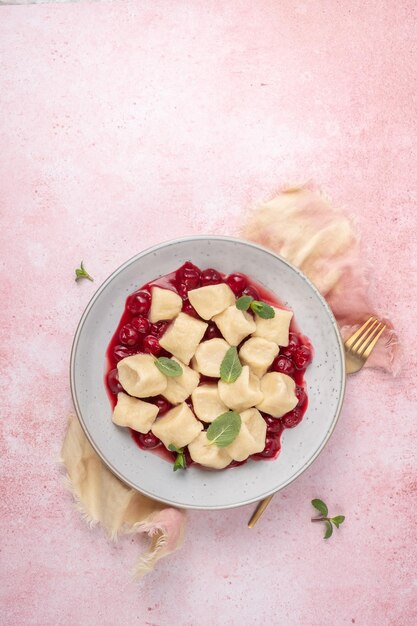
[70,236,345,510]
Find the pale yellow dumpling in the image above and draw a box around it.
[159,312,208,365]
[151,402,203,449]
[192,338,230,378]
[225,408,267,461]
[256,372,298,417]
[218,365,263,412]
[188,283,235,320]
[191,384,228,423]
[252,307,293,346]
[149,286,182,323]
[239,337,279,378]
[212,306,256,346]
[188,432,232,469]
[112,392,159,434]
[162,358,200,404]
[117,354,167,398]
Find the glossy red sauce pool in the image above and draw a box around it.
[105,262,313,469]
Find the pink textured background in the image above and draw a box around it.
[1,2,416,625]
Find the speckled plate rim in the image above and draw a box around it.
[70,235,346,509]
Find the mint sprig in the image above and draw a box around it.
[168,444,186,471]
[155,357,183,378]
[220,346,242,383]
[75,261,93,282]
[311,499,345,539]
[235,296,275,319]
[206,411,241,447]
[236,295,253,311]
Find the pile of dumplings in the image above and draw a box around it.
[112,283,298,469]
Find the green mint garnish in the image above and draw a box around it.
[250,300,275,319]
[311,499,345,539]
[75,261,93,282]
[155,357,183,378]
[168,444,186,471]
[311,498,328,517]
[236,296,275,319]
[220,346,242,383]
[206,411,241,447]
[236,295,253,311]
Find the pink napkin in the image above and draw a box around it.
[61,184,399,580]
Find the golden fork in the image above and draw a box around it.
[247,316,386,528]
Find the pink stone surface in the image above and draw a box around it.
[1,2,416,624]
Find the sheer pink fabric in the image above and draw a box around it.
[242,184,400,374]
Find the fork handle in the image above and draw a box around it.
[247,494,274,528]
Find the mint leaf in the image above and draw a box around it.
[250,300,275,319]
[173,452,186,471]
[220,346,242,383]
[311,499,328,517]
[331,515,345,528]
[168,443,186,471]
[75,261,93,282]
[236,295,253,311]
[206,411,241,447]
[324,521,333,539]
[155,357,183,378]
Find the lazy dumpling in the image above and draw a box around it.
[149,286,182,323]
[256,372,298,417]
[191,384,228,423]
[225,408,267,461]
[112,392,159,434]
[218,365,263,412]
[188,283,235,320]
[117,354,167,397]
[192,338,230,378]
[159,312,208,364]
[188,432,232,469]
[252,307,293,346]
[239,337,279,378]
[162,358,200,404]
[212,306,256,346]
[151,402,203,449]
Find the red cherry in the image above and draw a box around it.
[295,385,307,408]
[226,273,248,296]
[293,345,312,370]
[143,335,161,355]
[263,415,284,435]
[107,368,123,393]
[136,431,161,449]
[242,286,259,301]
[150,321,169,337]
[176,262,201,290]
[127,290,151,315]
[177,282,189,300]
[272,355,295,375]
[119,323,140,346]
[204,323,221,340]
[182,300,199,318]
[113,344,135,363]
[153,396,172,415]
[131,316,150,335]
[201,268,222,286]
[282,407,303,428]
[280,333,301,357]
[254,435,281,459]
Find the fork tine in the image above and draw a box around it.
[344,316,375,351]
[352,319,380,353]
[360,323,386,359]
